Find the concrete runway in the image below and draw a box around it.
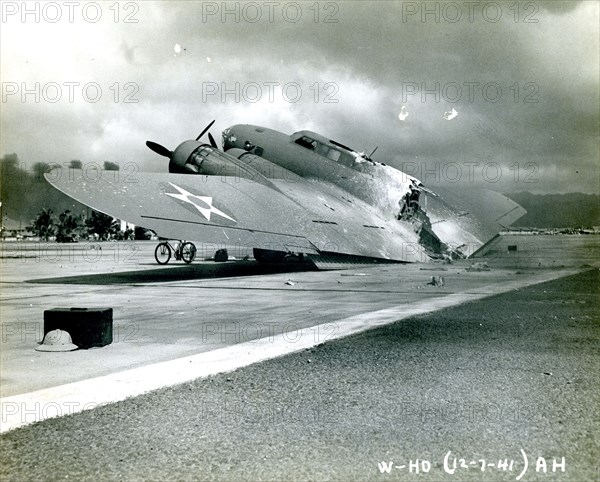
[0,235,598,480]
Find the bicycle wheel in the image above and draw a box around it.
[181,242,196,264]
[154,242,171,264]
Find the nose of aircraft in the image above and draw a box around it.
[222,124,261,152]
[222,126,240,150]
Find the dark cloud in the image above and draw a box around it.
[1,0,598,194]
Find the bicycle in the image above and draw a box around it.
[154,240,197,265]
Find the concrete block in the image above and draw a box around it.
[44,308,113,349]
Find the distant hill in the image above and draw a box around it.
[505,192,600,228]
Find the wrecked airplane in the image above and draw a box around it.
[46,121,526,267]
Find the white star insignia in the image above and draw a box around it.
[165,183,236,223]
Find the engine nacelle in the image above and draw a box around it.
[169,140,246,177]
[229,150,295,180]
[167,141,276,189]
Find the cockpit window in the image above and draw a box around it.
[315,143,330,157]
[330,139,354,152]
[294,134,358,168]
[326,148,341,162]
[314,141,355,167]
[295,136,317,150]
[328,148,355,167]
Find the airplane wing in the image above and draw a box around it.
[45,168,428,262]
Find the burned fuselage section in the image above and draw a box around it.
[395,181,448,258]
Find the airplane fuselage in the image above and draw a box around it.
[222,124,419,221]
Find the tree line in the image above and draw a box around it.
[1,153,151,241]
[26,208,150,242]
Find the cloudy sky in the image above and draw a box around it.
[2,1,598,193]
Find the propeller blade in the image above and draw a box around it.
[208,132,218,148]
[146,141,172,158]
[196,120,216,141]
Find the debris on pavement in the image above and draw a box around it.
[427,275,445,287]
[466,262,491,272]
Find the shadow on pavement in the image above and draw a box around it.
[27,260,317,285]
